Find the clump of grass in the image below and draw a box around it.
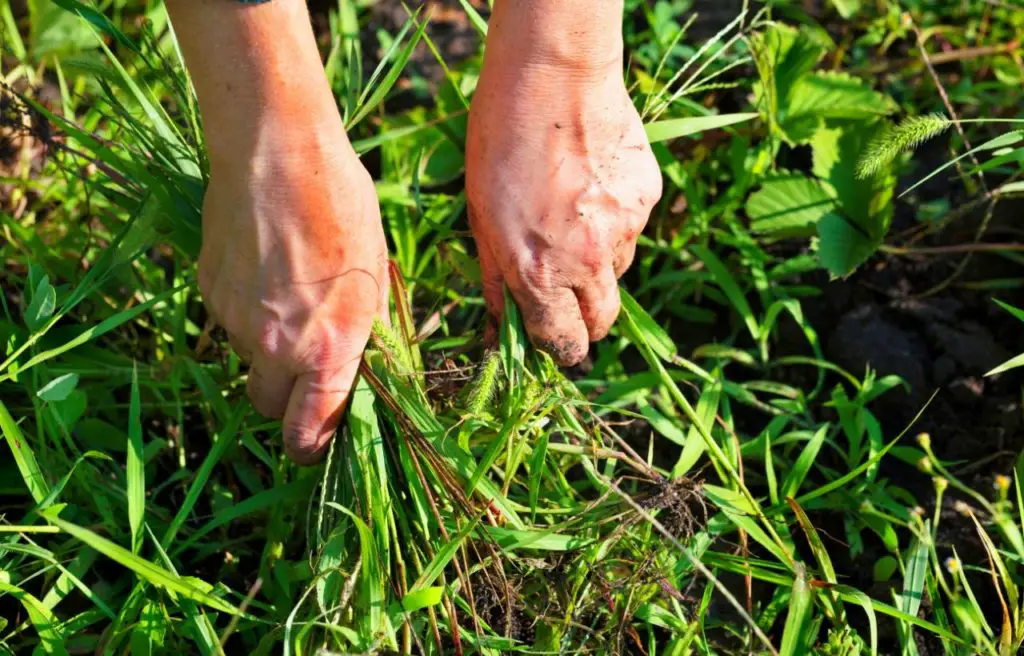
[856,113,951,178]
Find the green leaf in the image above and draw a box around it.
[0,399,50,504]
[901,130,1024,198]
[348,9,427,129]
[172,477,319,555]
[127,363,145,554]
[401,587,444,612]
[705,485,792,565]
[751,24,827,120]
[835,586,878,656]
[411,517,479,593]
[780,563,814,656]
[690,245,760,343]
[781,424,829,498]
[36,373,79,402]
[746,172,835,235]
[816,212,878,277]
[46,516,242,616]
[325,502,388,639]
[130,601,166,656]
[455,0,487,36]
[831,0,862,18]
[673,377,721,477]
[161,403,247,548]
[812,122,895,225]
[619,288,677,361]
[0,582,68,655]
[25,276,56,332]
[28,0,97,58]
[645,113,758,143]
[783,72,895,142]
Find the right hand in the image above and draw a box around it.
[198,116,388,465]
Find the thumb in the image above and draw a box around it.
[281,356,361,465]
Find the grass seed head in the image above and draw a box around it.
[856,114,951,179]
[465,350,501,415]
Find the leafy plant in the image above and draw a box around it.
[746,23,898,276]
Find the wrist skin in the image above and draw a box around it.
[164,0,353,178]
[486,0,625,76]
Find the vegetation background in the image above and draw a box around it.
[2,0,1024,653]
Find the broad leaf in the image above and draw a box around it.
[746,172,835,235]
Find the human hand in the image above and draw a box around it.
[199,122,387,465]
[466,47,662,366]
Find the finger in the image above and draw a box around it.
[470,215,506,323]
[227,331,252,360]
[281,357,361,465]
[247,355,294,420]
[514,284,590,367]
[613,237,639,278]
[574,267,621,342]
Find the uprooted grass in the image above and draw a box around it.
[309,277,713,653]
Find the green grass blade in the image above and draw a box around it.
[781,424,829,498]
[900,130,1024,198]
[645,112,757,143]
[44,515,242,616]
[619,288,677,361]
[780,563,814,656]
[456,0,488,35]
[347,9,426,129]
[127,363,145,554]
[161,403,248,548]
[691,245,760,344]
[0,399,50,504]
[171,477,319,556]
[0,582,69,656]
[834,585,878,656]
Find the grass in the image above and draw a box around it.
[2,0,1024,654]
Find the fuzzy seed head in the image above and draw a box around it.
[465,352,501,416]
[856,114,951,179]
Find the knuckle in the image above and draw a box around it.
[253,316,286,360]
[642,173,664,208]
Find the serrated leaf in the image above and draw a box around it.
[812,121,895,225]
[817,212,878,277]
[751,24,827,116]
[746,172,835,235]
[784,72,896,143]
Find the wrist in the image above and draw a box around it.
[486,0,624,75]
